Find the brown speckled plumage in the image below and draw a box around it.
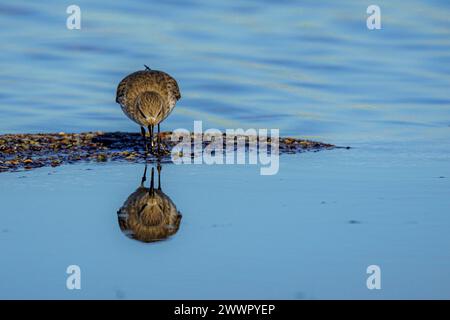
[116,69,181,128]
[117,166,182,243]
[117,187,181,242]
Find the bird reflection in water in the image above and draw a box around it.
[117,163,182,243]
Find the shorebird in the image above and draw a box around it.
[116,65,181,153]
[117,164,182,243]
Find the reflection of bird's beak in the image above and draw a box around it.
[149,167,155,197]
[140,165,147,187]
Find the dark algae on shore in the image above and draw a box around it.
[0,132,340,172]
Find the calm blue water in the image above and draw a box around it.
[1,0,449,144]
[1,0,450,299]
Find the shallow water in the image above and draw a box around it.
[1,1,450,299]
[1,143,450,299]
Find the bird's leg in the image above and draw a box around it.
[157,123,161,154]
[140,126,148,155]
[157,160,162,190]
[140,164,147,187]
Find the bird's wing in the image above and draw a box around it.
[116,77,129,104]
[116,71,148,104]
[164,73,181,101]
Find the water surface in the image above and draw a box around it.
[0,0,450,299]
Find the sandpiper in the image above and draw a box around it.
[117,165,182,243]
[116,65,181,153]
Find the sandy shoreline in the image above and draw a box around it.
[0,131,341,172]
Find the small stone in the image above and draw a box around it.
[51,160,61,167]
[285,138,295,144]
[96,154,107,162]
